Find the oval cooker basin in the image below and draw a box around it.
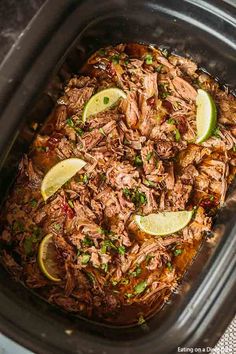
[0,1,235,353]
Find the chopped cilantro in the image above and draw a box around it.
[123,188,147,207]
[146,254,154,263]
[167,262,173,271]
[111,54,120,64]
[175,129,181,142]
[54,223,61,231]
[30,199,37,208]
[103,96,109,104]
[100,173,106,182]
[81,254,90,265]
[98,228,114,236]
[118,245,126,255]
[167,118,176,125]
[174,249,183,256]
[134,155,143,167]
[125,293,133,299]
[101,239,116,254]
[134,191,147,206]
[134,280,147,294]
[213,126,221,138]
[23,227,41,255]
[162,48,169,57]
[124,59,130,65]
[159,83,170,99]
[82,236,93,247]
[146,151,153,162]
[24,237,36,255]
[155,64,163,73]
[130,266,142,277]
[82,174,89,184]
[66,118,74,127]
[12,220,24,233]
[101,263,108,272]
[120,278,129,285]
[99,127,106,136]
[138,314,146,325]
[143,179,156,187]
[86,272,95,283]
[75,127,84,136]
[145,54,153,65]
[99,48,106,56]
[68,200,74,209]
[209,195,214,201]
[111,280,118,286]
[123,188,131,198]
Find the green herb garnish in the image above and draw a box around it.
[82,236,93,247]
[118,245,126,255]
[162,48,169,57]
[81,254,90,265]
[99,127,106,136]
[175,129,181,142]
[134,280,147,294]
[134,155,143,167]
[66,118,74,127]
[145,54,153,65]
[30,199,37,208]
[167,262,173,271]
[167,118,176,125]
[82,174,89,184]
[54,223,61,231]
[155,64,163,73]
[75,127,84,136]
[101,263,108,272]
[174,249,183,256]
[138,314,146,325]
[130,266,142,277]
[12,220,24,233]
[213,126,221,138]
[103,96,109,105]
[111,54,120,64]
[68,200,74,209]
[143,179,156,187]
[99,49,106,56]
[146,151,153,162]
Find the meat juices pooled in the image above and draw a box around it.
[1,43,236,325]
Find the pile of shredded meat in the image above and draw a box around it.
[1,43,236,325]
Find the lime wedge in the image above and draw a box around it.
[134,210,193,236]
[41,158,86,201]
[196,89,217,143]
[38,234,61,282]
[82,87,126,122]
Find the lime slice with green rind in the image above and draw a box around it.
[38,233,61,282]
[196,89,217,143]
[134,210,193,236]
[41,158,86,201]
[82,87,126,122]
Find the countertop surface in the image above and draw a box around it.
[0,0,235,353]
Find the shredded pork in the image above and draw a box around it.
[1,43,236,325]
